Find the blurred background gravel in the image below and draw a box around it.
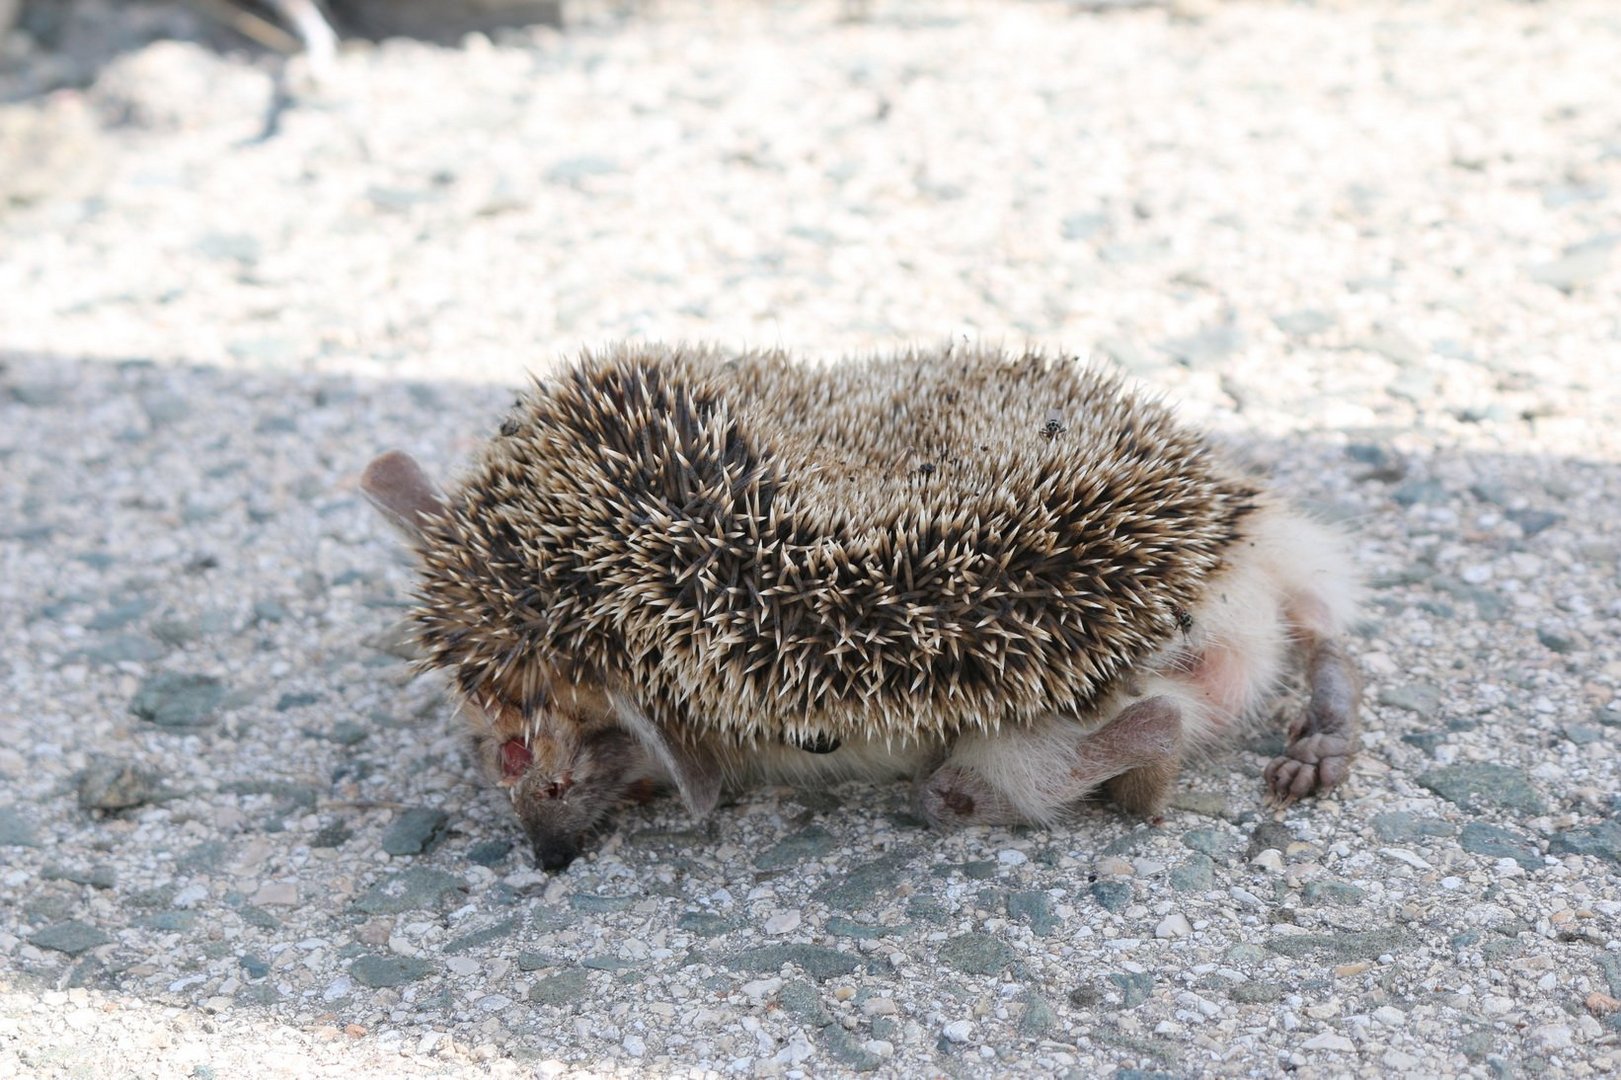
[1,1,1619,1076]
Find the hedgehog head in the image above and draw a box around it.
[360,449,720,871]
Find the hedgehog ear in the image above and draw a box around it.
[362,450,446,540]
[608,690,722,820]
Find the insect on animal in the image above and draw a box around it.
[361,344,1363,870]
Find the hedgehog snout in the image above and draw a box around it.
[529,832,580,872]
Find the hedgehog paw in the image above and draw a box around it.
[918,765,1020,828]
[1264,732,1355,805]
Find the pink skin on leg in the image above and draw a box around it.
[919,696,1185,828]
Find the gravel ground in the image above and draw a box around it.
[3,0,1621,1076]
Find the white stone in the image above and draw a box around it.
[997,849,1028,866]
[1154,913,1191,939]
[741,977,783,1002]
[764,910,802,935]
[860,997,898,1017]
[1372,1005,1405,1027]
[942,1020,974,1043]
[1300,1032,1355,1052]
[1250,849,1285,873]
[1531,1024,1573,1051]
[622,1034,647,1057]
[445,957,480,977]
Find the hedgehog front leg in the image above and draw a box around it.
[918,697,1184,829]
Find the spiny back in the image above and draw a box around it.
[412,344,1260,745]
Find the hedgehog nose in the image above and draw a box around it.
[532,837,579,872]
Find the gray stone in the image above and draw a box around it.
[239,955,270,979]
[1391,479,1446,507]
[1419,764,1545,814]
[816,849,916,911]
[130,672,226,728]
[1548,820,1621,865]
[819,1026,881,1071]
[1530,244,1611,292]
[725,944,859,981]
[1247,821,1294,858]
[581,956,639,972]
[466,839,513,866]
[42,864,116,889]
[1300,881,1366,906]
[569,894,634,914]
[1354,328,1426,365]
[779,979,832,1027]
[1020,991,1058,1035]
[76,634,167,666]
[1506,509,1563,537]
[381,807,449,856]
[29,921,112,956]
[1370,812,1456,843]
[76,759,166,811]
[1169,854,1214,892]
[1562,722,1603,746]
[1067,983,1102,1008]
[0,807,40,847]
[1093,336,1158,375]
[352,867,466,915]
[1160,326,1242,366]
[445,917,519,954]
[1377,682,1441,714]
[938,933,1014,976]
[1536,627,1577,654]
[349,954,435,988]
[1090,880,1133,912]
[825,917,903,940]
[545,156,622,184]
[1006,891,1057,935]
[1061,212,1109,241]
[1230,982,1284,1004]
[529,969,589,1004]
[1265,928,1410,961]
[958,860,997,880]
[1182,827,1244,863]
[1272,309,1335,336]
[1459,823,1542,869]
[754,825,835,869]
[86,598,156,631]
[1108,971,1154,1008]
[676,911,738,937]
[517,952,562,972]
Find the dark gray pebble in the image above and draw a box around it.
[1265,928,1409,961]
[780,979,833,1027]
[724,944,859,981]
[381,807,449,856]
[1548,820,1621,865]
[0,807,40,847]
[29,920,112,956]
[1182,827,1244,863]
[529,969,589,1004]
[1006,891,1058,935]
[1169,854,1214,893]
[754,825,835,869]
[351,867,466,915]
[819,1026,881,1071]
[129,672,226,728]
[349,954,435,988]
[1418,764,1545,814]
[1459,822,1543,869]
[1090,880,1133,912]
[937,933,1013,976]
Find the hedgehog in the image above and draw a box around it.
[361,343,1362,870]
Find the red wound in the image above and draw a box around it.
[500,738,533,779]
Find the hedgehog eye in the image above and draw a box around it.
[500,738,533,779]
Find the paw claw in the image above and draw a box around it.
[1264,732,1356,803]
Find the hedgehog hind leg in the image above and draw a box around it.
[919,697,1185,829]
[1265,634,1361,804]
